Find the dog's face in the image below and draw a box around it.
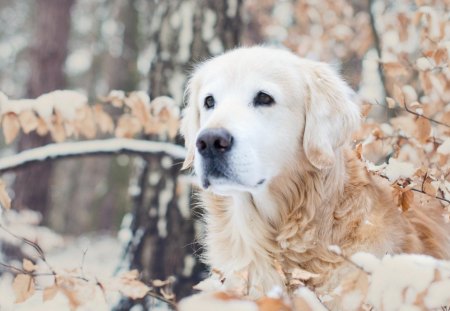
[181,47,360,196]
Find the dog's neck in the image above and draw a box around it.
[250,148,348,227]
[201,148,364,291]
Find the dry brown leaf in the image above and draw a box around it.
[360,103,372,118]
[292,296,314,311]
[213,291,240,301]
[2,113,21,144]
[382,62,408,77]
[119,279,150,299]
[401,190,415,212]
[121,269,139,280]
[23,259,37,272]
[423,178,438,197]
[392,85,405,107]
[391,116,417,138]
[0,179,11,210]
[433,47,448,64]
[125,93,151,127]
[420,72,432,93]
[36,118,49,136]
[160,287,175,300]
[115,115,142,138]
[257,297,291,311]
[414,117,431,143]
[12,274,35,303]
[167,117,180,139]
[60,287,81,310]
[102,90,125,107]
[50,121,66,143]
[18,110,39,134]
[75,106,97,139]
[93,105,114,133]
[43,285,59,302]
[144,118,163,135]
[386,97,396,109]
[152,279,169,287]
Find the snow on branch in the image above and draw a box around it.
[0,138,187,172]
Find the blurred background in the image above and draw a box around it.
[0,0,448,309]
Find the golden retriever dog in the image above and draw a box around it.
[180,46,450,307]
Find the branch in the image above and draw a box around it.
[371,100,450,128]
[377,174,450,205]
[0,138,187,173]
[404,103,450,128]
[410,188,450,204]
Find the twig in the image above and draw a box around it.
[376,174,450,204]
[0,260,177,309]
[0,224,46,261]
[404,103,450,128]
[80,248,88,279]
[371,100,450,128]
[410,188,450,204]
[145,290,178,310]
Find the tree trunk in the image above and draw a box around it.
[49,0,140,234]
[13,0,74,219]
[116,1,243,308]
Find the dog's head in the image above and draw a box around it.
[181,47,360,195]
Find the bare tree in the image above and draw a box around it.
[13,0,75,219]
[116,0,243,308]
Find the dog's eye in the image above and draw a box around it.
[253,91,274,107]
[204,95,215,109]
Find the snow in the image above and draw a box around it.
[179,292,259,311]
[424,280,450,308]
[0,234,123,311]
[350,252,450,311]
[350,252,380,273]
[416,57,433,71]
[437,138,450,155]
[0,208,128,310]
[226,0,239,18]
[294,287,328,311]
[0,209,64,255]
[0,138,186,172]
[0,90,88,121]
[202,9,216,41]
[65,49,93,75]
[384,158,417,181]
[36,90,87,120]
[1,99,35,115]
[0,91,8,107]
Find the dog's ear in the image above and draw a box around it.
[302,62,360,170]
[180,74,201,170]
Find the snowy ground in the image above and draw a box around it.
[0,233,123,310]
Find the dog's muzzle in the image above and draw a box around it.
[196,128,234,188]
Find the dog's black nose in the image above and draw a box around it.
[196,128,233,156]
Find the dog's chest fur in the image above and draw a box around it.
[199,151,450,299]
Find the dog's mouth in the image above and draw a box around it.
[198,156,266,193]
[202,176,266,189]
[200,166,266,193]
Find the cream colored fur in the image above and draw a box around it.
[180,46,450,308]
